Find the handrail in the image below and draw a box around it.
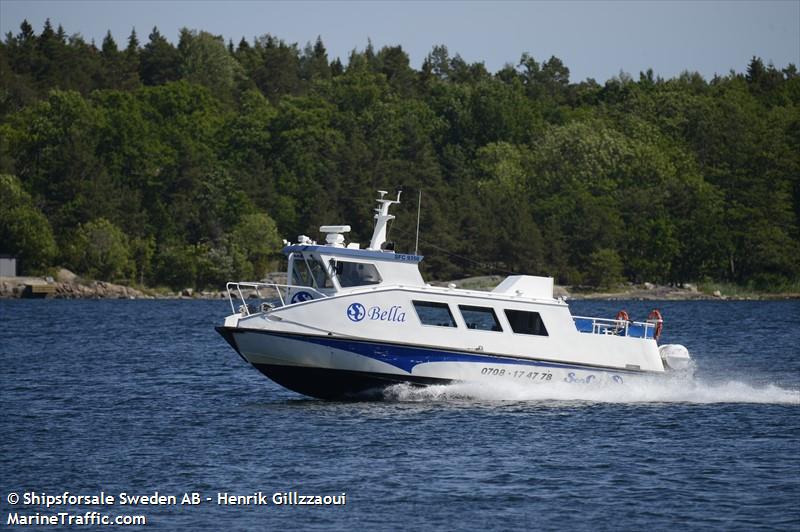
[225,282,330,316]
[572,315,656,339]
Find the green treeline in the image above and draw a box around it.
[1,20,799,290]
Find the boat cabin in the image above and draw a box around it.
[284,244,425,298]
[282,191,424,302]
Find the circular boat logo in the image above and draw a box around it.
[346,303,366,322]
[291,291,313,304]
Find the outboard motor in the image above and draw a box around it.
[659,344,692,370]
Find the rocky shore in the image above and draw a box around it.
[432,276,799,301]
[0,269,227,300]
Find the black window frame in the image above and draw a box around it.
[503,309,549,336]
[458,305,503,332]
[412,300,457,328]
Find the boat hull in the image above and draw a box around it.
[252,363,449,400]
[217,326,648,400]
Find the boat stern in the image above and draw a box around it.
[659,344,692,371]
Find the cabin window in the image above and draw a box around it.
[332,260,382,287]
[412,301,457,327]
[458,305,502,331]
[291,256,333,289]
[504,310,549,336]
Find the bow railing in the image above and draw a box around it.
[225,282,329,316]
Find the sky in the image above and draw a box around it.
[1,0,798,83]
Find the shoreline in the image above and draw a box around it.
[1,274,798,301]
[0,275,227,300]
[432,276,800,301]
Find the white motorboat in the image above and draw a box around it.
[216,190,691,399]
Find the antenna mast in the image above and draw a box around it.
[368,190,402,250]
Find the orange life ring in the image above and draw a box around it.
[615,310,630,322]
[648,309,663,340]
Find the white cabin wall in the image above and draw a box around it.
[257,287,664,372]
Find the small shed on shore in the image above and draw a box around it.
[0,255,17,277]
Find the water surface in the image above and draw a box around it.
[1,299,798,530]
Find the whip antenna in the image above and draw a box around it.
[415,189,422,256]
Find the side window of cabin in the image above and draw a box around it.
[334,260,382,287]
[459,305,502,331]
[413,301,457,328]
[504,310,549,336]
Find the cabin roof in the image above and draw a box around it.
[282,245,424,264]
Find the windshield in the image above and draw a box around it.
[291,255,333,289]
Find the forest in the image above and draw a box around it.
[1,20,798,291]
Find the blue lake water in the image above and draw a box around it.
[1,299,798,530]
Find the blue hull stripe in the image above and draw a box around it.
[248,330,641,374]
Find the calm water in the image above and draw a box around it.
[1,299,798,530]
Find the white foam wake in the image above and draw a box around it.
[384,375,800,405]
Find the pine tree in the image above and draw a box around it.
[139,26,180,85]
